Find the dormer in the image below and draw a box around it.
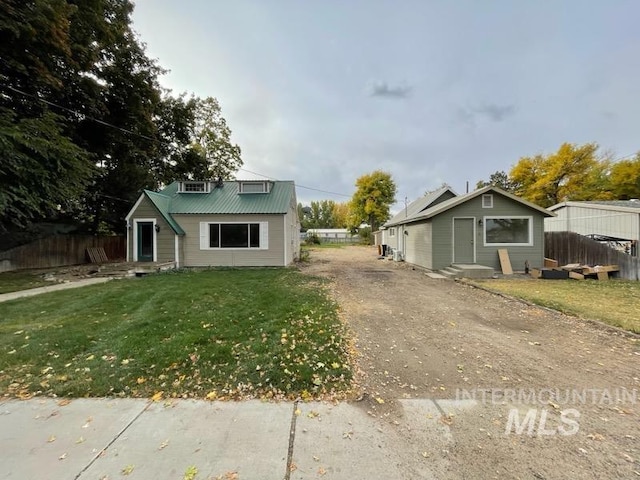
[178,181,211,193]
[238,180,272,194]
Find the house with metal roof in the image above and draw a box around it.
[382,185,554,275]
[125,180,300,267]
[545,200,640,253]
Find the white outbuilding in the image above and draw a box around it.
[545,200,640,254]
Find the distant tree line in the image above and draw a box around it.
[0,0,241,235]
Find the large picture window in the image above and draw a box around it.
[484,217,532,245]
[201,222,267,249]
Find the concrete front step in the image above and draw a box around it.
[439,264,495,279]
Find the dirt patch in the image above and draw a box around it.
[301,246,640,479]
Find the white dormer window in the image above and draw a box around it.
[179,181,210,193]
[239,181,271,194]
[482,194,493,208]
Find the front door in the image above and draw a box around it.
[137,222,154,262]
[453,218,475,264]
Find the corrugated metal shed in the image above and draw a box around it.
[546,200,640,241]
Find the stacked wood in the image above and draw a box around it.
[530,261,619,280]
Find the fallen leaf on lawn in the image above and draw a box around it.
[75,436,85,444]
[206,391,218,400]
[158,439,169,450]
[121,464,135,475]
[57,399,71,407]
[343,430,353,439]
[151,391,164,402]
[421,451,430,458]
[318,466,327,475]
[312,455,320,462]
[86,354,95,361]
[289,462,297,472]
[58,453,67,460]
[47,435,56,443]
[307,411,320,418]
[375,397,385,404]
[183,466,198,480]
[294,408,301,416]
[137,377,146,384]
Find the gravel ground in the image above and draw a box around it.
[301,245,640,480]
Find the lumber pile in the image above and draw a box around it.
[530,262,619,281]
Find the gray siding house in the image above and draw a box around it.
[384,186,554,271]
[380,186,457,252]
[125,180,300,267]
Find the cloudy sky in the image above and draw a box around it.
[132,0,640,210]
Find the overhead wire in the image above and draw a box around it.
[2,84,353,198]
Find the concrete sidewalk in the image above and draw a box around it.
[0,278,113,303]
[0,397,475,479]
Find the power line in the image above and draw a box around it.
[238,167,351,198]
[4,85,160,143]
[4,84,353,199]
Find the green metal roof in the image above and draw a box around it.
[159,181,295,214]
[141,181,295,235]
[144,190,185,235]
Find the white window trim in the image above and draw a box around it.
[482,194,494,208]
[238,181,270,194]
[132,218,158,262]
[174,234,180,268]
[179,181,211,193]
[199,221,269,250]
[483,215,533,246]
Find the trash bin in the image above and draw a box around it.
[382,244,388,256]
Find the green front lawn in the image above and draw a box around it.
[0,270,54,294]
[0,269,352,400]
[474,278,640,333]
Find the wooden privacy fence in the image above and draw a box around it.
[545,231,640,280]
[0,235,125,272]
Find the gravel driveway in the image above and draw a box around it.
[302,245,640,479]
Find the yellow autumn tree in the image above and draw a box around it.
[348,170,397,232]
[609,154,640,200]
[509,143,609,207]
